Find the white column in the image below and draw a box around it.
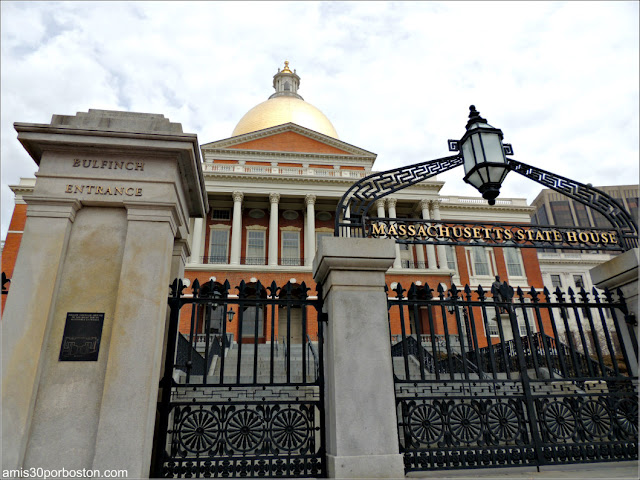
[414,206,426,268]
[305,194,316,266]
[268,193,280,266]
[421,199,437,270]
[230,191,243,265]
[375,198,385,219]
[386,197,402,269]
[190,217,204,264]
[431,199,448,269]
[344,204,351,238]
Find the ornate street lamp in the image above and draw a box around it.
[335,105,637,251]
[454,105,512,205]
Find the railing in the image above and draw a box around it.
[388,280,638,472]
[278,257,304,266]
[200,256,305,266]
[203,163,368,179]
[240,256,266,265]
[476,331,617,378]
[202,255,228,264]
[156,278,327,478]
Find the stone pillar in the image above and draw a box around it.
[2,109,207,477]
[590,248,639,376]
[313,237,404,478]
[431,200,448,269]
[1,197,80,470]
[305,194,316,266]
[93,205,178,476]
[268,193,280,266]
[386,198,402,269]
[230,191,243,265]
[190,217,204,263]
[420,200,437,270]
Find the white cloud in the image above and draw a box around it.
[2,1,638,239]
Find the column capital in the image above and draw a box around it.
[124,202,181,237]
[269,192,280,204]
[172,238,191,263]
[305,194,316,206]
[232,191,244,203]
[419,199,430,211]
[386,197,397,209]
[375,198,386,209]
[24,196,82,222]
[431,199,442,209]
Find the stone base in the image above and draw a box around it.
[327,453,405,479]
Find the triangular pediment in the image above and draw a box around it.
[201,123,376,158]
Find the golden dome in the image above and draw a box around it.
[232,95,339,138]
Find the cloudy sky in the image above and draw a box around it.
[1,1,638,240]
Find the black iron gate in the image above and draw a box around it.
[388,280,638,473]
[152,278,326,478]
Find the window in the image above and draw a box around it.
[446,245,457,270]
[316,232,332,251]
[591,210,612,228]
[504,248,524,277]
[573,275,585,289]
[627,197,638,221]
[246,230,265,265]
[487,318,500,337]
[518,318,535,337]
[472,247,490,276]
[550,275,562,289]
[550,201,573,226]
[202,306,224,334]
[536,205,550,225]
[211,209,231,220]
[572,202,591,227]
[281,231,300,266]
[242,306,264,338]
[208,230,229,263]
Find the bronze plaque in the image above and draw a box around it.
[59,312,105,361]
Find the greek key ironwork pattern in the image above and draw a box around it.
[508,159,638,250]
[334,155,463,236]
[390,280,638,472]
[153,278,326,478]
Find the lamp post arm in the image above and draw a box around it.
[334,154,463,236]
[507,158,638,251]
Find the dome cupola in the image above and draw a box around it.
[269,61,303,100]
[232,61,338,138]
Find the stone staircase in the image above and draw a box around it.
[207,342,316,384]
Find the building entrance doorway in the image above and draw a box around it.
[279,306,303,344]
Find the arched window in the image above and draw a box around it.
[284,81,291,91]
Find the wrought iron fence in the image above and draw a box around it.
[1,272,10,295]
[153,278,327,478]
[388,281,638,472]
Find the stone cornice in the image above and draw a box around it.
[203,148,375,165]
[203,171,444,192]
[201,123,377,159]
[441,204,534,214]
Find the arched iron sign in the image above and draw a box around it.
[334,106,638,252]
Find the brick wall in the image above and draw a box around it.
[228,131,351,154]
[1,204,27,313]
